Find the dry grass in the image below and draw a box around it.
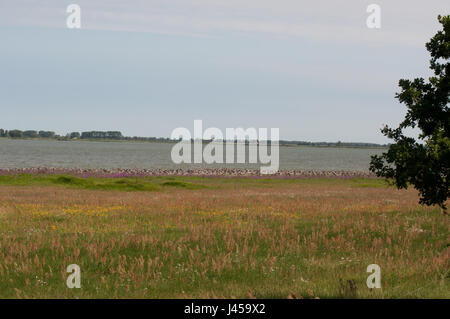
[0,176,448,298]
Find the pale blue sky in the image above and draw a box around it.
[0,1,448,143]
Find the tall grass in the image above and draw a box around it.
[0,176,448,298]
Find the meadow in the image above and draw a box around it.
[0,174,448,298]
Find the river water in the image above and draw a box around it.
[0,139,384,171]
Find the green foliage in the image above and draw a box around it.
[370,15,450,212]
[81,131,123,139]
[38,130,56,138]
[8,129,23,138]
[23,130,38,138]
[69,132,81,139]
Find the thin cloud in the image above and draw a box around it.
[0,0,448,46]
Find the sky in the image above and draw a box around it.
[0,1,448,143]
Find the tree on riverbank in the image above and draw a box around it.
[370,15,449,213]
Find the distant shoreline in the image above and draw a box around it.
[0,167,378,179]
[0,137,388,150]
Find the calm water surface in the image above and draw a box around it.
[0,139,384,171]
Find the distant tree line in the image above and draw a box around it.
[0,129,56,139]
[279,140,388,148]
[80,131,123,140]
[123,136,172,142]
[0,128,387,147]
[0,129,171,143]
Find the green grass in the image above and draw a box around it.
[0,173,388,193]
[0,174,447,299]
[0,174,207,192]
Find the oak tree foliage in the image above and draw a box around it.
[370,15,450,213]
